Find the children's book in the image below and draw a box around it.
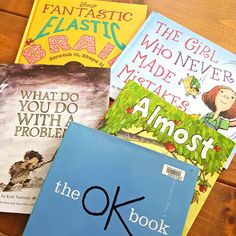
[99,81,235,235]
[0,63,109,214]
[23,122,199,236]
[15,0,147,68]
[110,11,236,168]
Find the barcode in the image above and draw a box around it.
[162,164,185,181]
[166,166,181,178]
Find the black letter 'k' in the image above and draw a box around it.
[104,186,145,235]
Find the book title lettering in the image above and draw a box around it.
[14,90,79,138]
[133,97,214,159]
[54,180,170,235]
[116,20,233,112]
[22,2,131,65]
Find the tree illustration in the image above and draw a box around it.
[100,82,234,204]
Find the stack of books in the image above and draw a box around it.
[0,0,235,235]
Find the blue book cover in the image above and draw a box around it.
[23,122,199,236]
[110,11,236,168]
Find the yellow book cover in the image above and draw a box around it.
[15,0,147,67]
[100,81,235,235]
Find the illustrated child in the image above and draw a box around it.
[3,150,44,192]
[200,85,236,131]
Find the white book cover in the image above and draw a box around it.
[0,63,110,213]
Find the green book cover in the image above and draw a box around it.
[100,80,235,235]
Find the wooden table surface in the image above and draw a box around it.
[0,0,235,235]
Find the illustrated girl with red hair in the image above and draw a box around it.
[200,85,236,130]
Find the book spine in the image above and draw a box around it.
[15,0,40,63]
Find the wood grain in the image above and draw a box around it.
[0,213,28,236]
[144,0,236,53]
[0,0,33,17]
[0,0,235,236]
[0,232,8,236]
[219,155,236,187]
[0,12,28,63]
[189,182,236,236]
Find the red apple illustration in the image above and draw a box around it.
[214,145,221,152]
[174,120,182,126]
[199,185,207,193]
[163,142,176,153]
[127,107,134,113]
